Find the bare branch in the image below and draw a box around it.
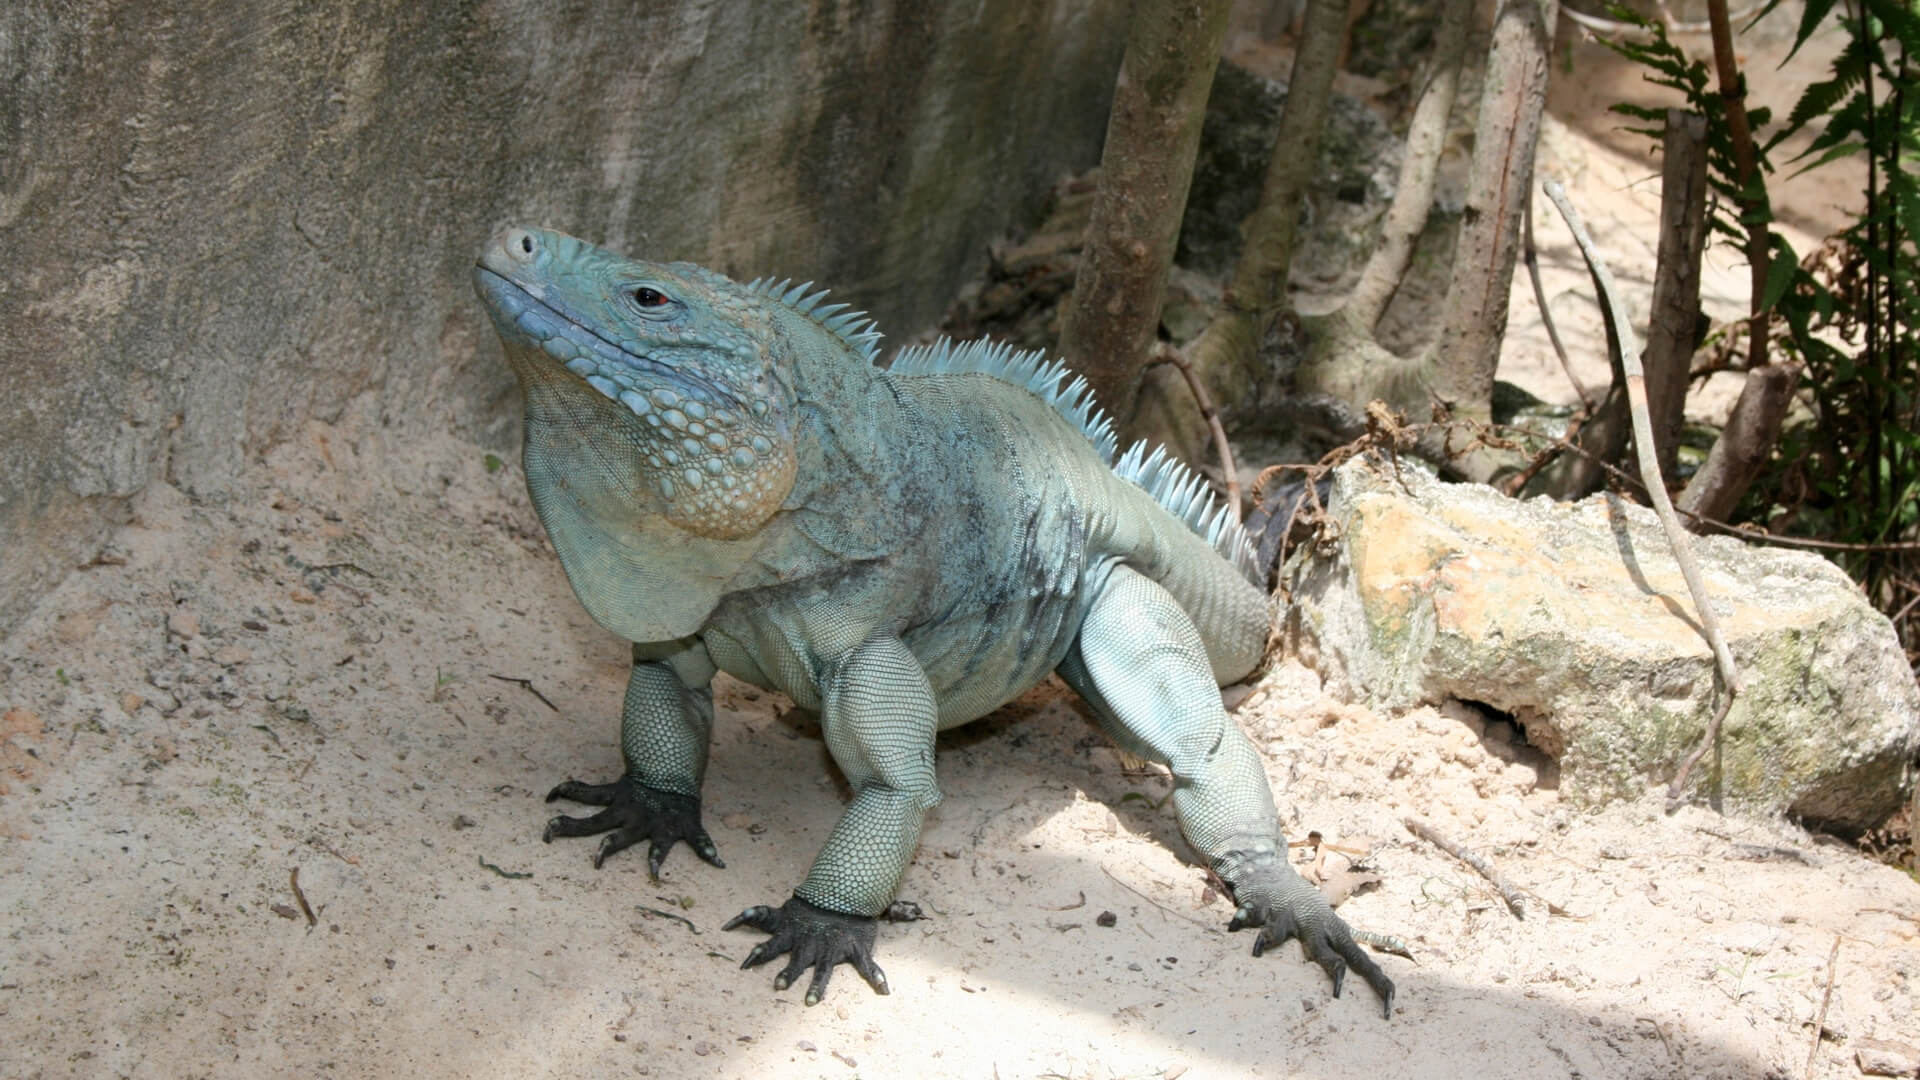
[1404,817,1528,919]
[1145,345,1242,520]
[1524,195,1592,410]
[1541,178,1744,803]
[1676,362,1799,524]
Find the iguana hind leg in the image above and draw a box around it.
[1058,564,1394,1016]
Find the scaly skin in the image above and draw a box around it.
[472,226,1394,1015]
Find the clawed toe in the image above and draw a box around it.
[539,774,723,874]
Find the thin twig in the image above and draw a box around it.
[1100,865,1212,928]
[1559,0,1767,38]
[1524,196,1593,410]
[1403,817,1527,919]
[1805,934,1841,1080]
[478,856,532,880]
[489,674,560,712]
[289,867,317,927]
[1540,178,1743,806]
[1146,345,1241,520]
[1637,1017,1681,1067]
[1501,410,1587,496]
[636,905,703,935]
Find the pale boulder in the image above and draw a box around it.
[1280,459,1918,829]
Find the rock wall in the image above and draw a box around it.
[0,0,1126,632]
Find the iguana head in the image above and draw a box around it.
[473,226,806,540]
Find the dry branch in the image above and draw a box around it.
[1805,934,1841,1079]
[1523,196,1592,410]
[1541,178,1744,804]
[1145,345,1241,519]
[1404,817,1528,918]
[1677,362,1799,524]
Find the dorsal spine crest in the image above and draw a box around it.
[745,277,884,362]
[889,337,1261,584]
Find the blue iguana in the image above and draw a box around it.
[471,226,1394,1014]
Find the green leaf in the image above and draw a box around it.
[1863,0,1920,62]
[1765,51,1868,153]
[483,452,504,474]
[1797,93,1873,159]
[1759,235,1800,313]
[1891,173,1920,254]
[1784,0,1843,64]
[1784,140,1866,180]
[1743,0,1804,36]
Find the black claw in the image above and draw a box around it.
[724,894,887,1005]
[539,774,721,875]
[545,778,619,806]
[1226,858,1398,1018]
[805,963,833,1006]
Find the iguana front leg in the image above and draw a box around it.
[1058,565,1395,1016]
[543,640,726,877]
[725,630,941,1005]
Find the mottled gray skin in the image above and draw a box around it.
[472,226,1393,1013]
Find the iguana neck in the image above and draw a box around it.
[512,324,924,638]
[770,320,931,567]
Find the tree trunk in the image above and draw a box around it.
[1131,0,1349,462]
[1340,0,1473,335]
[1059,0,1232,417]
[1535,108,1705,499]
[1677,363,1799,525]
[1419,0,1557,466]
[1641,110,1710,480]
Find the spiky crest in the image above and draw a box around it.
[889,337,1260,584]
[1112,442,1262,584]
[744,277,884,363]
[889,338,1120,464]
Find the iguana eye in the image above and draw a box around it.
[633,287,669,307]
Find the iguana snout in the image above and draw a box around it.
[473,225,797,539]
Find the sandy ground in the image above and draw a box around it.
[5,12,1917,1080]
[3,398,1915,1080]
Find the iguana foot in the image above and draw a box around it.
[542,776,724,875]
[1226,856,1396,1018]
[723,895,890,1005]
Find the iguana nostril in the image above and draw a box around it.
[501,227,537,261]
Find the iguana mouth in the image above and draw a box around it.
[473,265,744,412]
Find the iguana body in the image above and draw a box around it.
[472,226,1393,1013]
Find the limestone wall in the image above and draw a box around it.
[0,0,1125,631]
